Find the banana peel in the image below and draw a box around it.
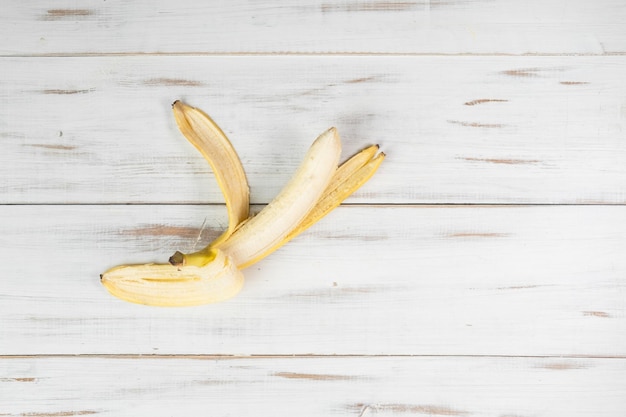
[101,101,384,306]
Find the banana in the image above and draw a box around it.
[269,145,385,262]
[101,101,384,306]
[209,127,341,269]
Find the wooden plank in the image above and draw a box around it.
[2,56,625,204]
[1,205,624,356]
[1,356,624,416]
[1,0,625,55]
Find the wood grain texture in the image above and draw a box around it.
[2,56,625,204]
[1,205,624,356]
[1,356,625,416]
[2,0,625,414]
[1,0,625,55]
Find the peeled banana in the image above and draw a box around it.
[101,101,384,306]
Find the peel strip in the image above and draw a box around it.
[172,101,249,247]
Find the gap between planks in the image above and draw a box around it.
[1,52,626,58]
[1,203,625,207]
[2,354,626,360]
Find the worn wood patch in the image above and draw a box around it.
[1,0,625,54]
[0,204,624,356]
[2,56,625,204]
[0,356,624,416]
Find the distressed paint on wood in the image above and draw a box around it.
[1,0,626,55]
[2,1,625,414]
[2,56,625,204]
[0,205,624,356]
[1,356,625,416]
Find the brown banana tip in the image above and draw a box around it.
[169,251,185,266]
[99,274,103,281]
[171,100,180,108]
[375,144,380,149]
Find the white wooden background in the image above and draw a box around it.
[1,1,625,416]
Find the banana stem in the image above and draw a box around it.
[169,248,216,267]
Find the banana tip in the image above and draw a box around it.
[171,100,181,108]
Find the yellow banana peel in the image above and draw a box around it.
[101,101,384,306]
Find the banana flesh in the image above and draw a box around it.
[101,101,384,306]
[215,127,341,269]
[266,145,385,261]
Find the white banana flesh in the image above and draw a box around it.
[101,101,384,307]
[218,127,341,269]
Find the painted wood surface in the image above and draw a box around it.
[3,56,625,204]
[2,0,625,415]
[1,205,624,356]
[1,0,626,55]
[1,356,625,416]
